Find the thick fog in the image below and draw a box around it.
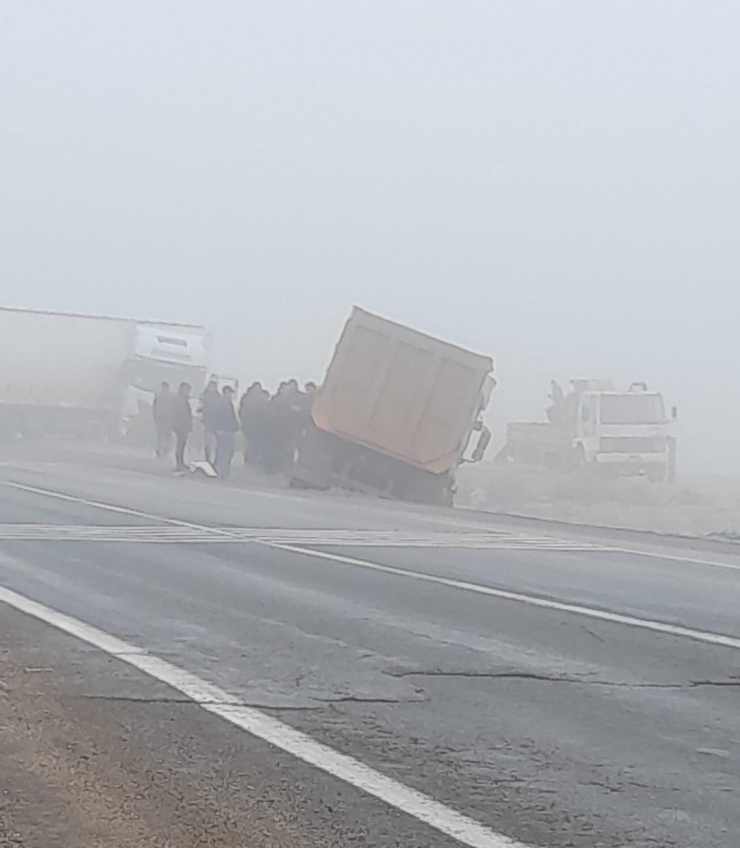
[1,2,737,472]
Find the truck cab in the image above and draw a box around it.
[122,324,211,436]
[573,382,674,481]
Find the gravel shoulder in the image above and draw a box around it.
[0,604,457,848]
[458,463,740,540]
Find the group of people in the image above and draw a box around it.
[152,378,317,479]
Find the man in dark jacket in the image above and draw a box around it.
[239,381,270,471]
[214,386,239,479]
[171,382,193,472]
[152,381,173,458]
[269,380,304,476]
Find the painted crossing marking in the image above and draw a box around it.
[4,514,740,652]
[0,522,608,551]
[0,584,527,848]
[4,478,740,573]
[0,524,222,543]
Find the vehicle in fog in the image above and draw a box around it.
[0,306,210,440]
[499,379,677,482]
[292,306,495,504]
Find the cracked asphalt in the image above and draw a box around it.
[0,605,460,848]
[387,669,740,688]
[1,452,740,846]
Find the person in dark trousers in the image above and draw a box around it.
[269,379,303,476]
[239,381,270,471]
[199,379,220,465]
[299,381,317,419]
[260,381,286,474]
[152,381,173,457]
[172,382,193,472]
[293,380,318,448]
[214,386,239,479]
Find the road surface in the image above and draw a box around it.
[1,454,740,847]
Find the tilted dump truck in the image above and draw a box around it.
[498,379,677,482]
[291,307,495,504]
[0,306,211,439]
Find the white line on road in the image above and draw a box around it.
[1,480,229,534]
[0,522,608,550]
[6,478,740,653]
[267,543,740,652]
[585,542,740,573]
[0,584,526,848]
[5,478,740,574]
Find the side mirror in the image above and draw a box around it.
[472,428,492,462]
[671,406,678,420]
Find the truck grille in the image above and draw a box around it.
[600,436,667,454]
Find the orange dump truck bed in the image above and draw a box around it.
[314,307,494,473]
[294,307,494,504]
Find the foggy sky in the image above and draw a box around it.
[2,2,738,472]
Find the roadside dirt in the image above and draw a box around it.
[0,616,279,847]
[457,463,740,540]
[0,606,435,848]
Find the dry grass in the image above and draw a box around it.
[457,462,740,540]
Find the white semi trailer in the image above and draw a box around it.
[0,307,210,439]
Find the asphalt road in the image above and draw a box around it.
[1,455,740,847]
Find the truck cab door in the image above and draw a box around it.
[576,394,598,455]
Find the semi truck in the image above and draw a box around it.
[291,307,495,505]
[498,379,677,482]
[0,306,211,440]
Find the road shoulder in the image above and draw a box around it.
[0,604,459,848]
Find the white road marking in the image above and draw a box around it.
[0,584,525,848]
[1,480,227,534]
[5,479,740,574]
[0,522,607,550]
[584,543,740,574]
[267,543,740,652]
[4,477,740,621]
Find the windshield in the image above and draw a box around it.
[600,393,665,425]
[125,357,207,395]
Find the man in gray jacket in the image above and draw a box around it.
[171,382,193,472]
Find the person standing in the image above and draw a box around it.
[284,379,305,473]
[199,379,220,465]
[546,380,565,424]
[172,382,193,472]
[299,381,317,425]
[152,381,173,457]
[239,381,270,471]
[269,380,302,476]
[214,386,239,479]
